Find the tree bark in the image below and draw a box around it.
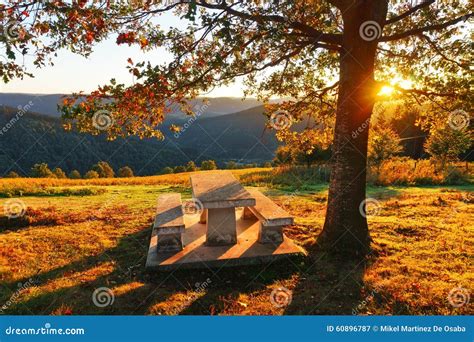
[319,1,388,256]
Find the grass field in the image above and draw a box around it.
[0,168,472,315]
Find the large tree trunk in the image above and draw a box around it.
[319,1,388,256]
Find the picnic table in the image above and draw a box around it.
[190,171,256,245]
[146,170,304,270]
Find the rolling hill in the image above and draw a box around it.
[0,103,280,176]
[0,93,269,119]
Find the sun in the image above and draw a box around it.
[378,85,394,96]
[378,77,414,97]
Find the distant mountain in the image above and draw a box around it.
[167,105,280,163]
[0,103,279,176]
[0,93,271,119]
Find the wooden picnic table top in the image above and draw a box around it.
[190,171,256,209]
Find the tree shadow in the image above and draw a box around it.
[2,226,178,314]
[283,249,371,315]
[3,221,377,315]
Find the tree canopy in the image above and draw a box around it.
[1,1,470,138]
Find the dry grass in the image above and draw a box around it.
[0,169,472,315]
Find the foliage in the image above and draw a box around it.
[371,157,471,186]
[118,166,134,178]
[226,161,237,169]
[5,171,20,178]
[368,126,403,168]
[161,167,174,175]
[200,160,217,170]
[53,167,67,179]
[425,125,471,169]
[30,163,55,178]
[0,1,460,141]
[68,170,81,179]
[84,170,100,179]
[92,161,115,178]
[173,165,186,173]
[274,146,294,166]
[185,161,197,172]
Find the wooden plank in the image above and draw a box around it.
[190,171,255,208]
[153,193,185,233]
[246,188,294,226]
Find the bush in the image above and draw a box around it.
[92,161,115,178]
[68,170,81,179]
[31,163,55,178]
[200,160,217,170]
[84,170,100,179]
[53,167,67,179]
[174,165,186,173]
[425,126,471,169]
[374,158,444,185]
[239,165,330,186]
[226,161,237,169]
[443,165,469,185]
[6,171,20,178]
[118,166,134,178]
[161,167,174,174]
[368,126,403,170]
[185,161,197,172]
[262,162,272,168]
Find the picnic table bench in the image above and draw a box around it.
[153,193,185,252]
[245,188,294,244]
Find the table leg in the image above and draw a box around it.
[199,209,207,224]
[242,207,255,219]
[205,207,237,246]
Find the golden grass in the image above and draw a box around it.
[0,168,472,315]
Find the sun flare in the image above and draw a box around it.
[378,77,414,97]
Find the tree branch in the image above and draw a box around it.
[420,34,468,69]
[193,0,342,46]
[380,13,473,42]
[385,0,435,25]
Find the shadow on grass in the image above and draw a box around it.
[3,224,373,315]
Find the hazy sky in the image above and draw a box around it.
[1,12,245,97]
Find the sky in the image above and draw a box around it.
[1,11,245,97]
